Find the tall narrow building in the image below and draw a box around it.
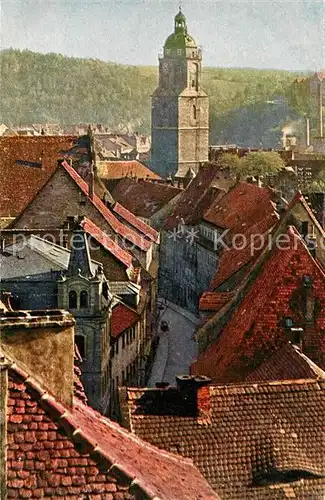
[151,8,209,178]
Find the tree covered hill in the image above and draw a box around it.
[0,49,309,147]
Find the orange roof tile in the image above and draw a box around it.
[110,302,139,338]
[61,161,151,252]
[113,202,159,243]
[4,354,217,500]
[98,160,161,180]
[0,135,78,217]
[80,217,133,269]
[112,177,182,218]
[199,291,235,312]
[192,226,325,383]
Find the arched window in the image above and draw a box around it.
[69,290,77,309]
[75,335,86,359]
[80,290,88,309]
[193,105,197,120]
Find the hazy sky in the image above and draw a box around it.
[1,0,324,70]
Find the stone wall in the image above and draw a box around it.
[159,229,218,314]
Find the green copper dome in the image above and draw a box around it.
[164,8,197,50]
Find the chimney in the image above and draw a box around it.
[175,375,211,415]
[0,309,75,407]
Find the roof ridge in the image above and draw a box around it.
[61,161,151,252]
[5,354,201,500]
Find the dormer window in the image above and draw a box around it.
[80,290,89,308]
[69,290,77,309]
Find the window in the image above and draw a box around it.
[75,335,86,359]
[122,334,126,348]
[177,49,183,55]
[69,290,77,309]
[80,290,88,308]
[193,105,197,120]
[122,370,125,385]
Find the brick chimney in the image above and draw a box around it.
[175,375,211,416]
[0,310,75,407]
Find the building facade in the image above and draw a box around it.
[151,9,209,178]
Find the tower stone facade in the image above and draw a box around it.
[151,9,209,178]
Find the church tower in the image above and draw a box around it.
[57,217,113,414]
[151,8,209,178]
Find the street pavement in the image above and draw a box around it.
[148,299,199,387]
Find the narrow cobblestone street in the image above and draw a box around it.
[148,299,199,387]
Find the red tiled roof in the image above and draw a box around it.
[124,380,325,499]
[209,213,279,290]
[192,226,325,383]
[80,217,133,269]
[112,177,182,218]
[199,291,235,312]
[111,302,139,338]
[0,136,78,218]
[98,160,161,180]
[5,358,217,500]
[203,181,278,231]
[164,166,226,229]
[245,343,325,382]
[113,202,159,243]
[61,161,151,252]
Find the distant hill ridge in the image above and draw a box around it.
[0,49,308,147]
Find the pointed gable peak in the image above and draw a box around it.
[67,217,93,279]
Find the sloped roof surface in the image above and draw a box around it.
[1,234,99,280]
[61,161,151,252]
[111,302,139,338]
[0,135,78,217]
[125,379,325,499]
[112,177,182,218]
[192,227,325,383]
[164,166,226,229]
[113,202,159,243]
[98,160,161,180]
[5,356,218,500]
[81,217,133,269]
[245,343,325,382]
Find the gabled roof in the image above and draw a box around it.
[112,177,182,218]
[98,160,161,180]
[192,226,325,383]
[0,135,78,218]
[245,343,325,382]
[111,302,140,338]
[4,354,217,500]
[61,161,151,252]
[123,379,325,499]
[113,202,159,243]
[80,217,133,269]
[164,166,226,229]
